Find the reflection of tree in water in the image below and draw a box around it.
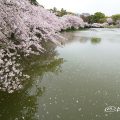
[61,32,83,44]
[79,37,90,43]
[0,42,64,120]
[91,37,101,44]
[62,31,102,45]
[62,31,91,44]
[62,32,75,42]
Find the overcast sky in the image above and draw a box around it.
[37,0,120,16]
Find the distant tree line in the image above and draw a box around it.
[112,14,120,24]
[30,2,120,25]
[50,7,75,17]
[81,12,106,24]
[81,12,120,25]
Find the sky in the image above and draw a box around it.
[37,0,120,16]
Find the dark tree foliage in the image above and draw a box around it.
[112,14,120,22]
[84,12,106,24]
[92,12,106,23]
[29,0,39,5]
[50,7,69,17]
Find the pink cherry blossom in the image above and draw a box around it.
[0,0,85,93]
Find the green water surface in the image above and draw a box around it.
[1,28,120,120]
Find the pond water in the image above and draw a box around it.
[1,28,120,120]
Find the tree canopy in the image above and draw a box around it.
[80,12,106,24]
[112,14,120,22]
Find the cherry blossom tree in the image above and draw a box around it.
[0,0,84,93]
[107,18,113,25]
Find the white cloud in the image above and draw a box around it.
[37,0,120,16]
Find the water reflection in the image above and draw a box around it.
[91,37,101,44]
[0,42,64,120]
[62,32,90,44]
[79,37,90,43]
[62,31,102,45]
[62,28,120,46]
[1,28,120,120]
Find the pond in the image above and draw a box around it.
[0,28,120,120]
